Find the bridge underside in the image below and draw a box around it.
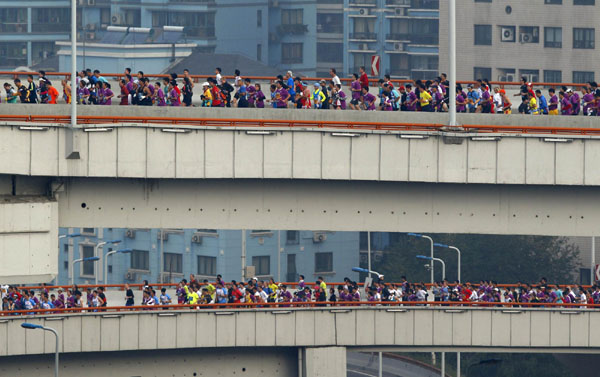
[53,177,600,236]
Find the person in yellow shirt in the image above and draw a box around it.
[268,278,278,302]
[418,85,433,112]
[317,276,327,292]
[203,279,216,301]
[528,92,539,114]
[201,82,212,107]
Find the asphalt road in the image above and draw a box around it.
[347,352,443,377]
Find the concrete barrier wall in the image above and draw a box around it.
[1,307,599,357]
[1,123,599,186]
[3,103,600,128]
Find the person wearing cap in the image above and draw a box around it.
[568,88,581,115]
[311,83,326,109]
[493,87,503,114]
[201,82,212,107]
[499,89,512,114]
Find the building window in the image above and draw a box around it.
[544,70,562,83]
[81,227,95,235]
[573,28,595,49]
[282,9,303,25]
[130,250,150,271]
[63,244,69,253]
[286,231,299,245]
[574,0,594,5]
[153,12,215,38]
[315,252,334,273]
[64,261,68,270]
[282,43,303,64]
[573,71,595,84]
[257,9,262,27]
[0,8,27,33]
[32,8,70,32]
[81,245,95,277]
[0,42,27,66]
[164,253,183,274]
[474,25,492,45]
[317,43,344,63]
[518,26,539,43]
[474,0,492,2]
[252,256,270,276]
[474,67,492,80]
[317,13,343,34]
[197,256,217,276]
[544,27,562,48]
[520,69,540,82]
[544,0,562,3]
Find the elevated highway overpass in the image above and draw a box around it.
[1,305,600,377]
[2,105,600,282]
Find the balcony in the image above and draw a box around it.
[0,23,27,33]
[31,23,70,33]
[386,33,411,41]
[386,0,411,5]
[349,32,377,40]
[411,0,439,9]
[349,0,377,6]
[168,0,215,3]
[184,26,215,38]
[277,24,309,35]
[409,33,438,45]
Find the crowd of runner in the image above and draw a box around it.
[3,68,600,116]
[2,275,599,314]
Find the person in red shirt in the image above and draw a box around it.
[359,66,369,92]
[47,85,59,104]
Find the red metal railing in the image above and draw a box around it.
[0,70,588,88]
[1,300,598,317]
[2,114,600,136]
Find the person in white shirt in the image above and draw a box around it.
[493,87,503,113]
[330,68,342,87]
[215,67,223,85]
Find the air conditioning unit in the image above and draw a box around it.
[498,74,515,82]
[358,8,370,16]
[191,233,203,244]
[111,14,123,25]
[359,43,369,50]
[87,0,96,5]
[78,0,86,5]
[520,33,534,43]
[395,8,404,16]
[313,232,327,243]
[87,23,96,31]
[86,32,96,40]
[157,232,169,241]
[125,271,137,281]
[126,229,136,239]
[501,27,514,42]
[393,42,403,51]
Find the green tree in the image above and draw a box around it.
[371,234,579,284]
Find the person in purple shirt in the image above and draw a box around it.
[275,80,289,108]
[78,81,90,104]
[405,84,418,111]
[560,91,572,115]
[102,82,114,105]
[568,88,580,115]
[582,87,595,115]
[254,83,265,108]
[456,88,466,113]
[548,88,559,115]
[245,79,256,107]
[361,87,376,110]
[480,87,491,113]
[431,86,444,112]
[337,84,347,110]
[349,73,362,110]
[155,82,166,106]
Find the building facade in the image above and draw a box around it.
[58,228,360,286]
[343,0,439,79]
[439,0,599,83]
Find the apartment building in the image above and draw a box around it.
[344,0,440,79]
[439,0,599,83]
[58,228,360,285]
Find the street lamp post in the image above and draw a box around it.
[448,0,457,127]
[94,240,121,286]
[434,243,461,282]
[58,233,81,285]
[71,256,99,285]
[104,248,133,284]
[416,255,445,280]
[407,233,435,284]
[22,323,59,377]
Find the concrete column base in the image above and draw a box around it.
[301,346,347,377]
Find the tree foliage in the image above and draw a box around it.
[372,234,580,285]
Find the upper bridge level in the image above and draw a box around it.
[2,104,600,187]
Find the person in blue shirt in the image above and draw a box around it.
[535,89,549,115]
[285,71,295,103]
[466,84,480,113]
[160,288,172,307]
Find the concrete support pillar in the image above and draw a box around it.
[301,347,347,377]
